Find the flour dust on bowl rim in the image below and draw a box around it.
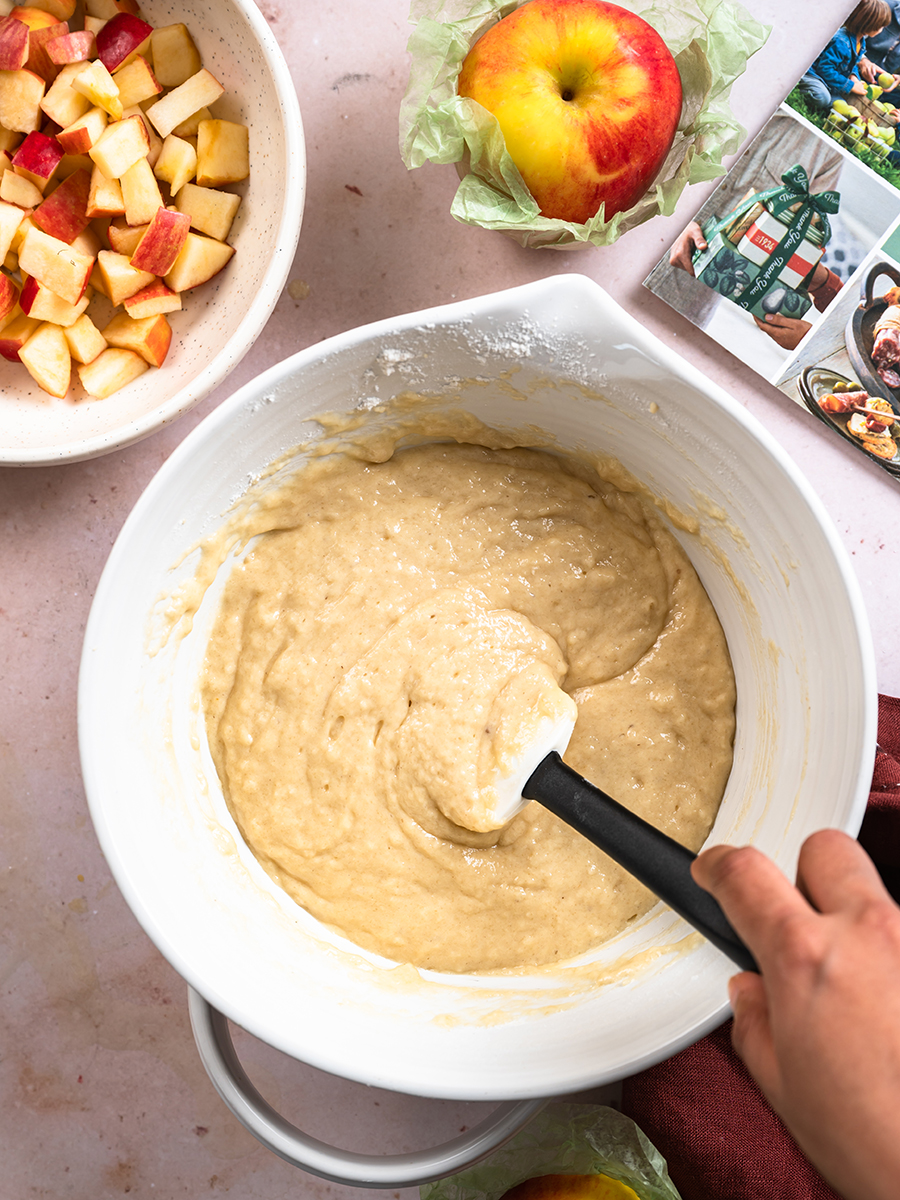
[78,275,876,1183]
[0,0,305,467]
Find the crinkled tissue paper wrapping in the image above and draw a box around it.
[420,1103,683,1200]
[400,0,770,248]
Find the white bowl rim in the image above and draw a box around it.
[1,0,306,468]
[79,274,879,1095]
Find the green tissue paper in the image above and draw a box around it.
[420,1103,683,1200]
[400,0,769,248]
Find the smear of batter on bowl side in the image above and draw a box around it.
[200,426,736,974]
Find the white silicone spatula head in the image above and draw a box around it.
[484,708,576,828]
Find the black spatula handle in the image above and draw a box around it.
[523,752,758,973]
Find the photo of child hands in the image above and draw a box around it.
[693,831,900,1200]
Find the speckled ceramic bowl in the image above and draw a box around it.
[0,0,305,467]
[80,278,877,1159]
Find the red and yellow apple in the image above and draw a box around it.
[456,0,682,224]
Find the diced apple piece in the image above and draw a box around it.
[10,209,33,249]
[0,164,37,204]
[164,230,234,292]
[19,318,71,395]
[175,181,240,242]
[106,214,144,254]
[153,132,194,195]
[73,58,121,120]
[96,12,151,73]
[41,60,90,126]
[112,54,159,108]
[18,0,75,20]
[18,223,92,302]
[0,266,19,319]
[129,204,188,274]
[69,221,99,257]
[46,30,94,65]
[31,164,89,240]
[12,128,62,189]
[25,19,68,84]
[89,111,146,178]
[77,344,146,396]
[121,103,160,168]
[55,150,91,178]
[149,23,200,89]
[0,308,39,358]
[86,161,122,216]
[102,309,170,367]
[119,153,159,225]
[0,16,29,71]
[84,0,139,21]
[19,272,88,323]
[0,196,24,257]
[64,310,105,362]
[145,69,224,139]
[122,278,180,318]
[196,120,248,187]
[0,67,44,132]
[9,6,55,29]
[0,125,22,153]
[57,103,105,153]
[171,103,208,139]
[83,15,105,37]
[95,246,153,303]
[0,301,21,333]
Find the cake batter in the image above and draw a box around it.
[202,441,735,973]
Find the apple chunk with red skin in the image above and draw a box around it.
[0,311,41,360]
[456,0,682,224]
[32,165,91,241]
[0,17,30,71]
[0,270,20,322]
[12,128,63,190]
[102,310,171,367]
[47,31,96,66]
[130,205,190,275]
[95,13,152,72]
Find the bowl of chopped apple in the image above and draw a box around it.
[0,0,305,466]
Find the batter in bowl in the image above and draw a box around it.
[202,440,736,973]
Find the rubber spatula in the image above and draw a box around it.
[491,711,757,973]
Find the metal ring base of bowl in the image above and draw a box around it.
[188,987,546,1187]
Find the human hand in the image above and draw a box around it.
[859,57,877,84]
[668,221,706,275]
[752,312,811,350]
[851,79,868,95]
[692,832,900,1200]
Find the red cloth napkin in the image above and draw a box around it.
[620,694,900,1200]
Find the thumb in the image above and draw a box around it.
[728,973,781,1099]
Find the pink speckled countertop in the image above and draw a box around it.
[2,2,898,1198]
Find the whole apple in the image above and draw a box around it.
[457,0,683,224]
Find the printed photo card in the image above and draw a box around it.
[645,0,900,479]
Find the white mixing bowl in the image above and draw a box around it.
[1,0,305,467]
[79,275,876,1181]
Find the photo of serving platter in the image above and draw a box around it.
[845,261,900,409]
[800,365,900,474]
